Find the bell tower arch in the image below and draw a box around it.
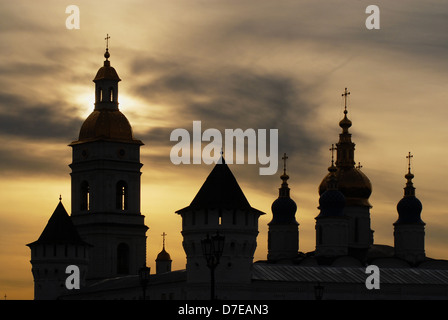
[69,42,148,281]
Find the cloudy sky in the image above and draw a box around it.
[1,0,448,299]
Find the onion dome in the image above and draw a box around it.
[156,248,171,261]
[270,153,298,225]
[395,153,424,225]
[317,148,346,217]
[156,232,172,261]
[318,93,372,207]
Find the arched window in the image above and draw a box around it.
[117,243,130,274]
[80,181,90,211]
[109,87,114,102]
[116,181,128,211]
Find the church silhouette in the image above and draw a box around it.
[27,45,448,300]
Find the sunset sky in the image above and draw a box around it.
[1,0,448,299]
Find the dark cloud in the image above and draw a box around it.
[131,55,329,189]
[0,93,83,141]
[0,143,71,177]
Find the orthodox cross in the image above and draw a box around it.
[406,152,413,172]
[329,144,336,166]
[105,34,110,49]
[342,87,350,111]
[282,153,288,174]
[356,162,363,170]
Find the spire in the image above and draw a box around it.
[327,144,338,190]
[94,34,120,82]
[336,87,355,168]
[104,34,110,59]
[404,152,416,197]
[279,153,290,198]
[162,232,167,250]
[395,152,424,225]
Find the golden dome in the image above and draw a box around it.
[319,167,372,207]
[73,109,142,144]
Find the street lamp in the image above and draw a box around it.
[314,282,324,300]
[138,264,151,300]
[201,232,225,300]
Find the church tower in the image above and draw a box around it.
[268,153,299,262]
[27,199,90,300]
[394,152,425,265]
[315,146,348,259]
[176,156,265,299]
[69,42,148,281]
[318,89,373,258]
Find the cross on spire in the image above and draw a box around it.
[342,87,350,112]
[105,34,110,49]
[329,144,336,166]
[161,232,167,249]
[59,194,62,202]
[356,162,363,170]
[406,152,413,173]
[282,153,288,174]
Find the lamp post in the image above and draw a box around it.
[314,282,324,300]
[139,264,151,300]
[201,232,225,300]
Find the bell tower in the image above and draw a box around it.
[69,40,148,281]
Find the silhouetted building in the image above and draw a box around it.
[27,47,448,300]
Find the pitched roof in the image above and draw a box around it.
[176,158,265,215]
[252,264,448,285]
[27,201,90,247]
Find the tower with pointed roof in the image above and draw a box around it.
[267,153,299,262]
[393,153,425,265]
[176,156,265,299]
[27,200,90,300]
[318,89,373,258]
[68,43,148,281]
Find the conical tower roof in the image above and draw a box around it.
[27,200,90,247]
[176,157,265,215]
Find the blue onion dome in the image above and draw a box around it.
[270,153,298,225]
[317,164,346,217]
[395,169,424,225]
